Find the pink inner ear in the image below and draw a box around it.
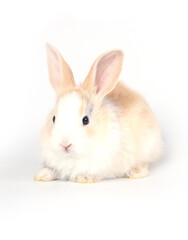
[95,52,117,94]
[46,44,62,91]
[51,55,61,88]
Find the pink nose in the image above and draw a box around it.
[62,144,72,152]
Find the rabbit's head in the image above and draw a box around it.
[43,44,124,157]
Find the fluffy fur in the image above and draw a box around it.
[35,44,163,183]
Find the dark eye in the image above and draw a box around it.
[82,116,89,125]
[53,115,55,123]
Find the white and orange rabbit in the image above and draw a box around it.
[34,44,163,183]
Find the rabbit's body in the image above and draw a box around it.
[35,45,163,183]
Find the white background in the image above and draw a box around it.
[0,0,188,239]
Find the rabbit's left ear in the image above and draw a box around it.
[46,43,75,95]
[83,50,124,98]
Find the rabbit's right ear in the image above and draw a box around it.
[83,49,124,98]
[46,43,75,94]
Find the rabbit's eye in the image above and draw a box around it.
[53,115,55,123]
[82,116,89,125]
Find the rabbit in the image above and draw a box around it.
[34,44,163,183]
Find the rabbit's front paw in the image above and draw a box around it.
[34,168,56,182]
[74,176,99,184]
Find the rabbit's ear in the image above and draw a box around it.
[46,43,75,94]
[83,50,124,97]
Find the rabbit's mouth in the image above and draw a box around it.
[60,143,72,153]
[59,143,73,154]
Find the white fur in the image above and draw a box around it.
[40,92,131,181]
